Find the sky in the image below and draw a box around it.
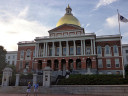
[0,0,128,51]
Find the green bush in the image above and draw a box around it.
[57,74,128,85]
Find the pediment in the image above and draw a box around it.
[48,24,84,32]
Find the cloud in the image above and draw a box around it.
[18,6,29,18]
[0,7,51,51]
[95,0,117,10]
[85,24,90,28]
[105,15,118,28]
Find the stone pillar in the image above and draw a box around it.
[94,39,96,55]
[2,67,12,86]
[46,42,48,56]
[35,44,37,57]
[52,42,55,56]
[36,43,39,57]
[66,41,69,56]
[91,39,93,55]
[81,40,83,55]
[73,40,76,55]
[15,74,20,86]
[83,40,85,55]
[43,67,52,87]
[33,74,37,85]
[43,42,46,57]
[59,41,62,56]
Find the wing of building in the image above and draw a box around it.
[16,5,123,75]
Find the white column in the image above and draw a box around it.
[66,41,69,56]
[15,74,20,86]
[81,40,83,55]
[83,40,85,55]
[59,41,62,56]
[37,43,39,57]
[48,44,49,56]
[35,44,37,57]
[46,42,48,56]
[43,43,45,56]
[39,46,41,57]
[94,39,96,55]
[52,42,55,56]
[91,39,93,55]
[73,40,76,55]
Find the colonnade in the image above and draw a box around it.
[35,39,96,57]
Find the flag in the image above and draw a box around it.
[119,14,128,23]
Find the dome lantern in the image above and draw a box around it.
[56,5,81,27]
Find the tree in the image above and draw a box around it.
[125,64,128,75]
[0,46,7,74]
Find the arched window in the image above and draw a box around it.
[105,45,111,56]
[20,50,24,58]
[113,45,119,56]
[97,46,102,56]
[26,49,31,57]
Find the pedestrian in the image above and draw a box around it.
[33,83,39,96]
[26,82,31,96]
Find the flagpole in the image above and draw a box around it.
[117,9,125,78]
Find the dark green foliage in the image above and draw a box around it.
[57,74,128,85]
[125,64,128,75]
[0,46,7,73]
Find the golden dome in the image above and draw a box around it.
[56,5,81,27]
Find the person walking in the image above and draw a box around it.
[33,83,39,96]
[26,82,31,96]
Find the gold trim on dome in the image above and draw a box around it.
[56,14,81,27]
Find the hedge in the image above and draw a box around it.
[57,74,128,85]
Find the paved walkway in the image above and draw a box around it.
[0,94,110,96]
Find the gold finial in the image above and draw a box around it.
[67,4,70,8]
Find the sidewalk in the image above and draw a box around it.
[0,94,110,96]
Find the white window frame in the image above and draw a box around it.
[20,50,24,59]
[105,45,111,56]
[115,58,120,68]
[98,59,103,68]
[106,59,111,68]
[97,46,102,57]
[76,46,81,55]
[113,45,119,56]
[63,47,66,56]
[86,47,91,55]
[70,46,74,55]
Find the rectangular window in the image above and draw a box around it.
[115,59,120,68]
[49,48,52,56]
[70,46,74,55]
[77,46,81,55]
[56,47,59,56]
[12,61,14,65]
[126,50,128,54]
[20,50,24,59]
[13,56,15,59]
[8,56,10,59]
[63,47,66,56]
[106,59,111,68]
[8,61,10,64]
[86,47,91,55]
[98,59,103,68]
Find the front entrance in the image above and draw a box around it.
[86,58,92,74]
[68,59,73,72]
[86,58,92,69]
[61,59,66,70]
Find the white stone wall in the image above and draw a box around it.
[122,44,128,66]
[6,51,17,66]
